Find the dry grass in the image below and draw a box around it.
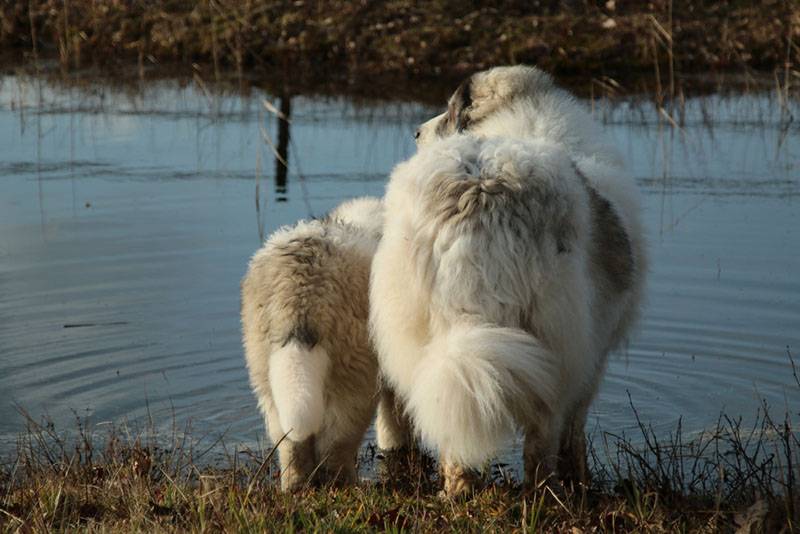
[0,0,797,92]
[1,392,797,533]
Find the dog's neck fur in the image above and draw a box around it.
[469,96,623,170]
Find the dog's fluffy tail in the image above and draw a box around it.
[269,340,330,442]
[407,324,559,467]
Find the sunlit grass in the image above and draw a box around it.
[1,391,797,532]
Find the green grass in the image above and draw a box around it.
[1,397,797,532]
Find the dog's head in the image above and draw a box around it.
[415,65,555,146]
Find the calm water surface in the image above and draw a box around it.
[0,76,798,472]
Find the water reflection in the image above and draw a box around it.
[274,94,291,201]
[0,75,797,471]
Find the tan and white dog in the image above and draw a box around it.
[370,66,646,496]
[242,197,393,491]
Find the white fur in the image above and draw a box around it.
[329,196,385,239]
[268,340,330,442]
[372,135,596,467]
[372,66,647,485]
[406,324,560,466]
[241,196,385,490]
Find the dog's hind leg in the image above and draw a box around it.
[317,438,360,488]
[557,399,590,486]
[440,457,479,499]
[523,416,561,490]
[263,403,317,491]
[276,434,317,492]
[376,385,412,451]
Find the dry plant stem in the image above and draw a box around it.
[4,1,797,87]
[1,400,798,531]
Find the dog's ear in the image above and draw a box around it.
[446,77,473,132]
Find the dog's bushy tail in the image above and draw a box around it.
[406,324,559,467]
[269,340,330,442]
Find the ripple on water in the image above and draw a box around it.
[0,76,798,469]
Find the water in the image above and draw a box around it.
[0,75,798,469]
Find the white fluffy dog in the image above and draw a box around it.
[370,66,646,496]
[241,197,389,491]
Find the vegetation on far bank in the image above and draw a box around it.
[0,0,797,96]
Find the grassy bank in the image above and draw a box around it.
[1,401,798,533]
[1,1,797,93]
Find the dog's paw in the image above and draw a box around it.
[440,462,478,499]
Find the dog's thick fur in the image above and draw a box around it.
[241,197,387,491]
[371,66,646,495]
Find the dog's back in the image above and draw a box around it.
[373,136,601,467]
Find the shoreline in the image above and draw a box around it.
[1,407,797,532]
[1,1,797,102]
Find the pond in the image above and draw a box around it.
[0,74,798,475]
